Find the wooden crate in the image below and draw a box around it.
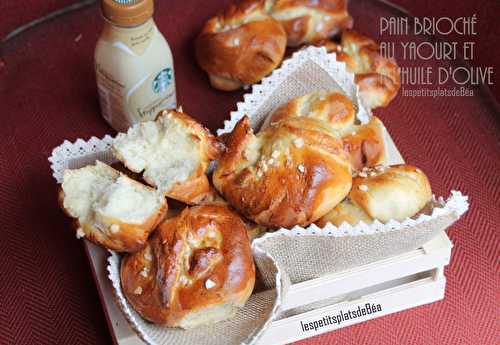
[84,231,451,345]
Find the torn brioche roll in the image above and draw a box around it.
[112,109,224,205]
[60,161,167,252]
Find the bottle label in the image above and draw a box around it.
[96,63,176,131]
[95,20,176,132]
[95,63,129,129]
[101,19,155,56]
[152,68,173,94]
[127,67,176,122]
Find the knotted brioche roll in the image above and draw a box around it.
[318,30,401,109]
[195,0,287,91]
[341,116,386,171]
[60,161,167,252]
[262,90,356,133]
[213,115,352,228]
[120,205,255,328]
[262,90,386,170]
[318,165,432,227]
[112,109,224,205]
[268,0,353,47]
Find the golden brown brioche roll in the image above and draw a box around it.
[318,30,401,109]
[195,0,287,91]
[318,164,432,227]
[262,90,356,132]
[213,115,352,228]
[112,109,224,205]
[341,116,386,171]
[268,0,353,47]
[120,205,255,328]
[60,161,167,252]
[262,90,385,170]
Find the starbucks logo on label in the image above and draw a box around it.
[152,68,172,94]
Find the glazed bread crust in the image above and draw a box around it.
[213,115,352,228]
[341,116,386,171]
[318,30,401,109]
[262,90,386,170]
[268,0,353,46]
[120,205,255,328]
[195,0,287,91]
[262,90,356,132]
[318,164,432,226]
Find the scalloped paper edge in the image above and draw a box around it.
[48,134,115,183]
[217,46,371,136]
[254,191,468,242]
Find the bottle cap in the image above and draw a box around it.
[101,0,154,27]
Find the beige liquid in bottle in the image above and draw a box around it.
[95,0,176,132]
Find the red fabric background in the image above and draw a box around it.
[0,1,499,345]
[1,0,499,99]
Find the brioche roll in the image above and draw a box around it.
[341,116,386,171]
[317,30,401,109]
[318,164,432,226]
[195,0,287,91]
[263,90,386,170]
[120,205,255,328]
[213,115,352,228]
[112,109,223,205]
[60,161,167,252]
[262,90,356,132]
[268,0,353,47]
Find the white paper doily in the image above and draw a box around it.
[48,135,116,183]
[218,47,371,136]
